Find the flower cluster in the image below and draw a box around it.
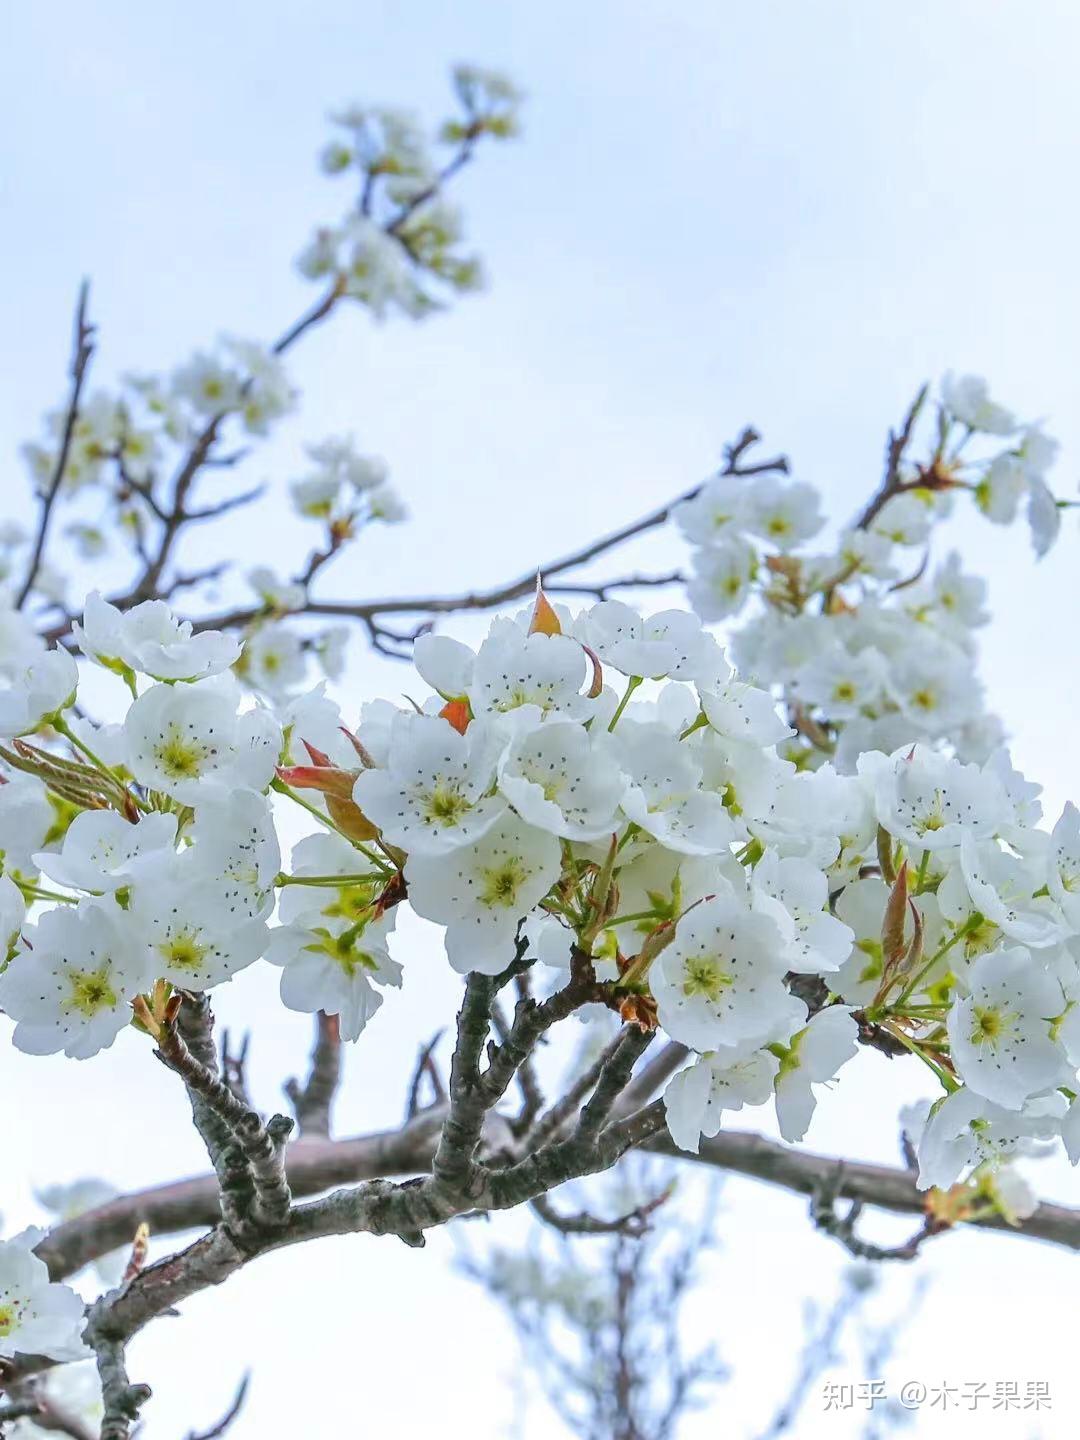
[677,377,1066,773]
[288,434,406,528]
[22,337,296,502]
[13,66,517,625]
[296,65,521,316]
[6,574,1080,1267]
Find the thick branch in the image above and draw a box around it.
[157,1003,293,1231]
[33,1113,1080,1298]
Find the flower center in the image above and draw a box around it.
[480,859,526,909]
[425,784,468,825]
[67,966,117,1017]
[155,726,211,780]
[323,883,377,922]
[971,1004,1009,1044]
[160,933,209,972]
[682,955,730,1004]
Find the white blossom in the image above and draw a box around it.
[651,891,799,1051]
[686,537,757,621]
[498,719,625,841]
[664,1046,779,1154]
[354,712,507,855]
[73,592,240,682]
[947,948,1068,1109]
[940,373,1016,435]
[406,813,560,973]
[267,905,401,1042]
[123,677,281,803]
[34,810,178,895]
[0,649,78,739]
[774,1006,859,1142]
[858,744,1007,851]
[752,851,854,974]
[0,901,150,1059]
[0,1235,89,1362]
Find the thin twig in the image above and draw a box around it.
[16,283,95,608]
[810,1164,947,1261]
[405,1029,446,1121]
[529,1185,670,1238]
[284,1011,342,1138]
[183,1375,250,1440]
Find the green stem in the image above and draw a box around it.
[272,779,393,875]
[892,918,977,1008]
[52,714,114,776]
[881,1023,958,1093]
[276,872,381,888]
[914,849,930,894]
[605,909,663,928]
[607,675,642,731]
[16,882,77,905]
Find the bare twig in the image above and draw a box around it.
[405,1029,446,1121]
[183,1375,250,1440]
[854,383,930,531]
[16,283,96,608]
[811,1164,947,1262]
[527,1031,630,1149]
[219,1029,251,1107]
[183,484,267,523]
[529,1185,670,1238]
[284,1011,342,1138]
[172,430,785,643]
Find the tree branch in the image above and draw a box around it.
[156,1001,293,1231]
[178,430,786,644]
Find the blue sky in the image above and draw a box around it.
[4,3,1080,1435]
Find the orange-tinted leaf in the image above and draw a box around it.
[528,576,562,636]
[439,698,472,735]
[326,794,379,842]
[276,764,357,800]
[302,739,334,767]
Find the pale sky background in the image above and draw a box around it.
[4,2,1080,1436]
